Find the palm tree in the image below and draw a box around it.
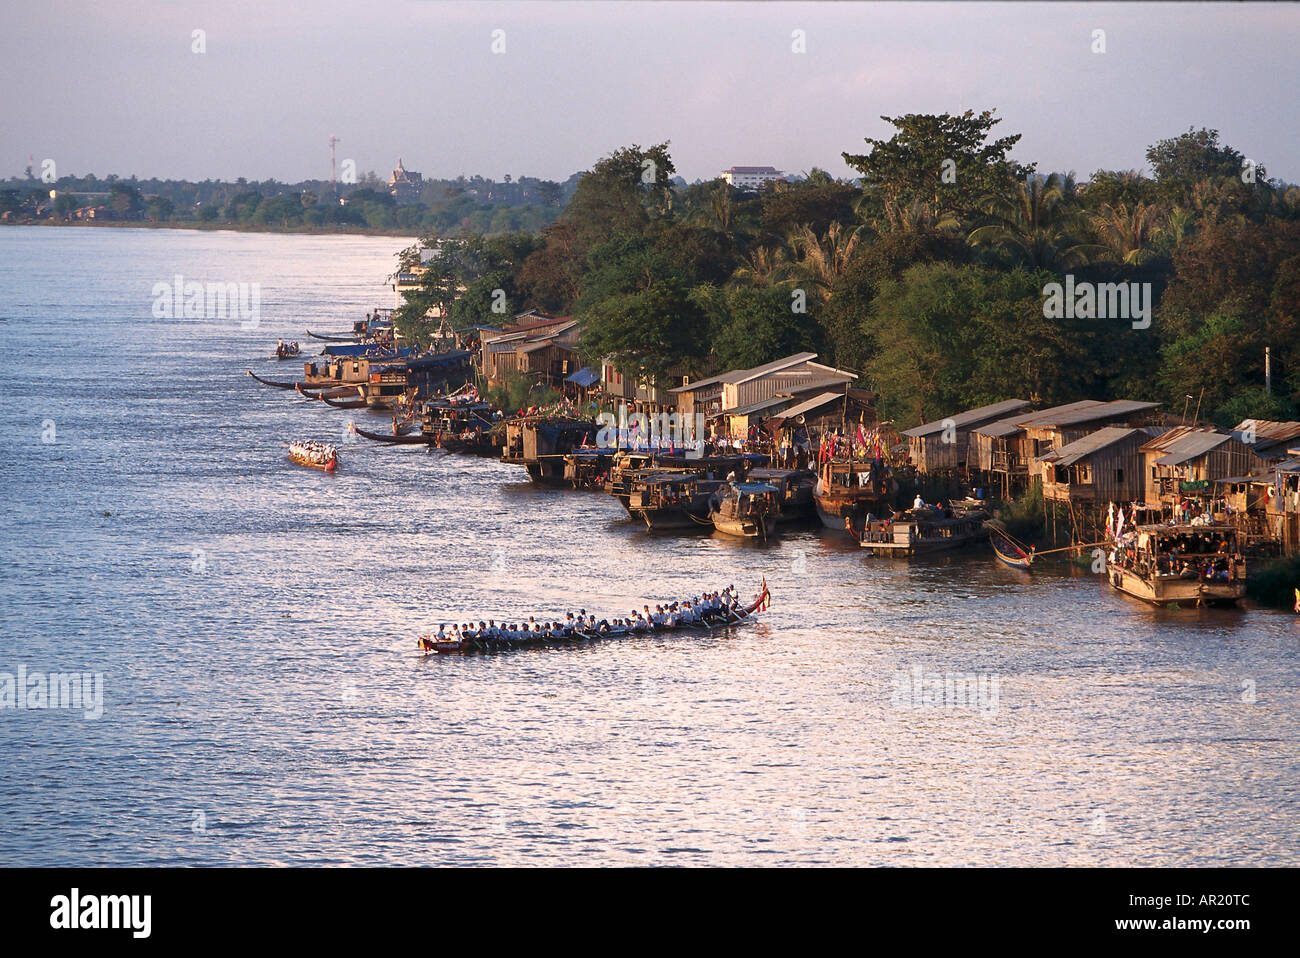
[732,244,789,286]
[1089,201,1166,265]
[864,196,959,235]
[968,173,1093,269]
[786,221,865,302]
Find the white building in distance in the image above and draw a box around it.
[721,166,786,189]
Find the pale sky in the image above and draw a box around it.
[2,1,1297,184]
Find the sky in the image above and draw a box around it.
[2,1,1297,185]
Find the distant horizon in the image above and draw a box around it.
[3,2,1297,185]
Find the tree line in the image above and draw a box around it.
[396,112,1300,428]
[0,171,572,234]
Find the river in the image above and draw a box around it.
[0,225,1296,866]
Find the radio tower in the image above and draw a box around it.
[329,135,339,197]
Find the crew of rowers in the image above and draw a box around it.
[289,439,337,466]
[275,338,300,357]
[418,586,745,650]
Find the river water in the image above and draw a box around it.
[0,225,1296,866]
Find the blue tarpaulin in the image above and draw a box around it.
[565,366,601,388]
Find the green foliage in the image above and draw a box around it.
[1146,127,1260,189]
[865,263,1092,424]
[843,110,1034,222]
[483,371,558,415]
[1246,556,1300,610]
[579,276,708,385]
[703,284,823,371]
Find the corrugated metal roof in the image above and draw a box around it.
[726,394,796,417]
[1149,431,1231,465]
[902,399,1032,438]
[671,352,819,393]
[1232,419,1300,445]
[767,391,844,421]
[1139,424,1209,452]
[1018,399,1160,429]
[1036,426,1144,466]
[972,415,1028,438]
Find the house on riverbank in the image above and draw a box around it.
[670,352,856,434]
[902,398,1031,474]
[1035,426,1162,506]
[1139,426,1266,511]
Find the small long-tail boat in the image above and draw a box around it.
[314,386,369,409]
[295,382,364,402]
[306,329,359,342]
[421,581,771,655]
[351,424,429,445]
[990,529,1035,570]
[248,369,330,391]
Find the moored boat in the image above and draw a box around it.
[247,369,331,391]
[814,458,896,532]
[350,424,429,445]
[990,528,1035,570]
[710,481,781,538]
[1105,523,1246,607]
[627,472,726,531]
[858,505,988,556]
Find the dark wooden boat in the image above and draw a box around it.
[990,529,1035,570]
[351,424,429,445]
[710,482,780,538]
[319,393,369,409]
[295,382,364,402]
[858,507,988,557]
[814,458,896,532]
[306,329,359,342]
[422,581,770,655]
[248,369,329,391]
[626,472,725,531]
[747,467,817,521]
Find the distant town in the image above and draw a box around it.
[0,154,799,235]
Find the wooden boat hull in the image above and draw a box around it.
[306,329,359,342]
[248,369,330,391]
[632,506,710,531]
[1106,565,1244,607]
[289,452,336,472]
[990,533,1034,570]
[992,541,1034,570]
[319,393,369,409]
[859,513,987,557]
[712,513,775,538]
[352,425,429,445]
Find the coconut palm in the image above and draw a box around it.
[968,173,1094,269]
[1089,201,1166,265]
[863,196,959,235]
[786,221,865,302]
[732,244,789,287]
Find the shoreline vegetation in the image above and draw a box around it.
[386,115,1300,436]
